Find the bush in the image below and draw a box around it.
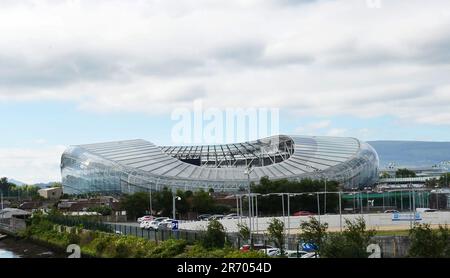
[267,218,285,254]
[202,219,226,249]
[321,217,375,258]
[408,224,450,258]
[147,239,187,258]
[299,217,328,255]
[224,250,269,258]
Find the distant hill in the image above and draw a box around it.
[367,141,450,168]
[8,179,26,186]
[33,182,59,189]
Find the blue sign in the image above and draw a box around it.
[171,220,179,231]
[392,212,422,221]
[301,243,318,252]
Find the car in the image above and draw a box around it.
[140,220,149,229]
[285,250,309,258]
[240,244,275,252]
[208,214,224,221]
[384,210,400,214]
[260,248,281,257]
[224,213,240,219]
[137,215,154,223]
[197,214,212,221]
[144,217,169,230]
[301,252,320,258]
[293,211,316,216]
[416,208,437,213]
[156,219,175,230]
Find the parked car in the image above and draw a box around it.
[301,252,320,258]
[416,208,437,213]
[240,244,275,252]
[156,219,175,230]
[260,248,281,257]
[137,215,154,223]
[224,213,240,219]
[197,214,212,221]
[293,211,316,216]
[384,210,400,214]
[285,250,309,258]
[143,217,169,230]
[208,214,224,221]
[140,220,149,229]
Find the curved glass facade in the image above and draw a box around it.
[61,135,379,195]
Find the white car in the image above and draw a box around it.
[285,250,308,258]
[301,252,320,258]
[140,220,150,229]
[156,219,175,230]
[260,248,281,257]
[224,213,240,219]
[137,215,153,223]
[144,217,169,230]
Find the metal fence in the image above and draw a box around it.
[42,217,411,257]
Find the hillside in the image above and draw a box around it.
[368,141,450,168]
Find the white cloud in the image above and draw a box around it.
[0,0,449,125]
[0,145,66,184]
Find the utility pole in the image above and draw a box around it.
[173,196,181,220]
[316,192,320,223]
[324,178,327,214]
[339,191,342,232]
[245,166,254,247]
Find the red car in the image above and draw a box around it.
[240,244,275,252]
[293,211,316,216]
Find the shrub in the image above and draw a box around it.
[267,218,285,254]
[408,224,450,258]
[202,219,226,249]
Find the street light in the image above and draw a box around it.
[244,165,254,246]
[324,178,327,214]
[173,195,181,220]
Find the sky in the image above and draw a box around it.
[1,0,450,184]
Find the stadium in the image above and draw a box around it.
[60,135,379,195]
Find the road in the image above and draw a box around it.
[107,211,450,234]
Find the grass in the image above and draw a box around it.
[374,230,410,236]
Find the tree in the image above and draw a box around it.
[88,206,112,216]
[252,177,340,214]
[267,218,285,255]
[439,173,450,187]
[0,177,14,195]
[192,189,215,213]
[395,168,416,178]
[237,223,250,243]
[380,172,391,179]
[299,217,328,255]
[152,187,173,216]
[120,192,151,220]
[321,217,375,258]
[50,182,63,188]
[408,224,450,258]
[202,219,226,249]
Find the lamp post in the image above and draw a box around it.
[324,178,327,214]
[338,191,342,232]
[173,195,181,220]
[244,165,254,246]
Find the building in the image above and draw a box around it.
[38,187,63,200]
[61,135,379,195]
[0,208,31,232]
